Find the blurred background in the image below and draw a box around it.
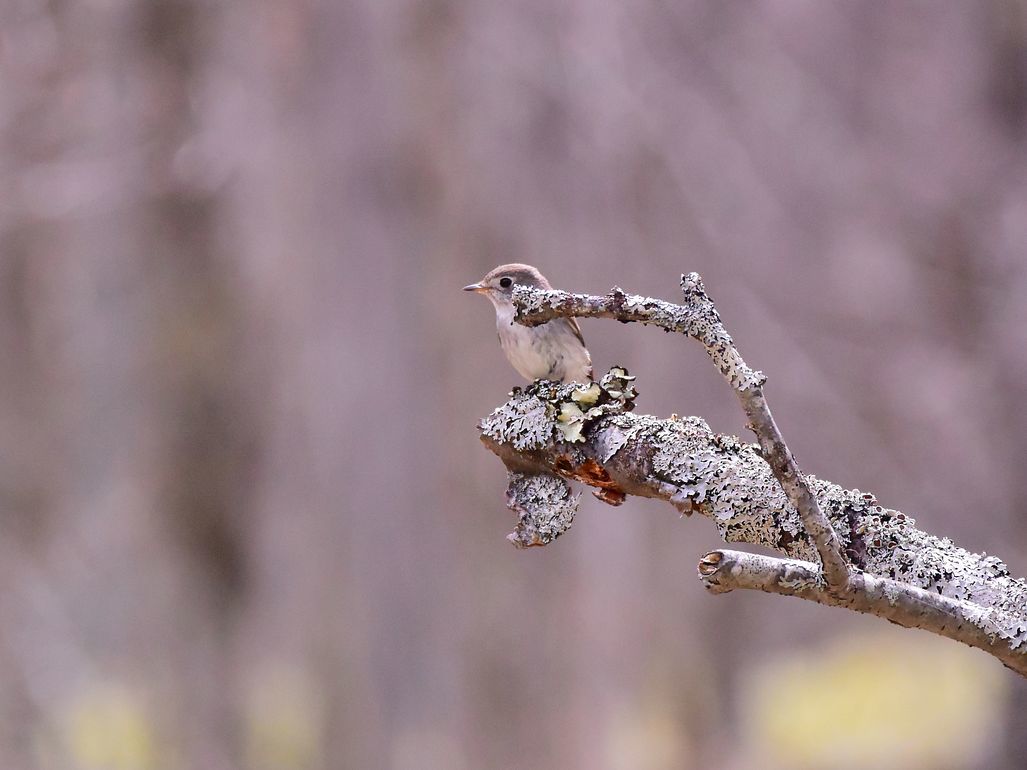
[2,0,1027,768]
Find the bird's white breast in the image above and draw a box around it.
[495,303,545,380]
[493,302,591,383]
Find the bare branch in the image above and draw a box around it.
[698,549,1027,675]
[512,274,849,586]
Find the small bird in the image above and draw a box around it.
[464,263,592,383]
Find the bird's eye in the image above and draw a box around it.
[499,277,513,288]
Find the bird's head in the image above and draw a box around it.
[463,263,552,308]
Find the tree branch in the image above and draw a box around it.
[513,274,849,586]
[698,549,1027,674]
[479,377,1027,674]
[472,273,1027,675]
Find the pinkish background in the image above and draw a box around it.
[2,1,1026,768]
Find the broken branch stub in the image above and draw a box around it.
[504,472,579,548]
[698,549,1027,674]
[482,369,638,547]
[479,369,1027,672]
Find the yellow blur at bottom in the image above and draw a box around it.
[740,630,1007,770]
[34,684,157,770]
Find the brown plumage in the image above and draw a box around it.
[464,264,593,383]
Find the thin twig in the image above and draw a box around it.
[477,276,1027,674]
[513,274,850,587]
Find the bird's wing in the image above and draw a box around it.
[567,316,586,347]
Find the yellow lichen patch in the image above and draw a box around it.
[557,402,584,423]
[570,382,602,406]
[556,402,586,442]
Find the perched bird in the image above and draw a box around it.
[464,263,593,383]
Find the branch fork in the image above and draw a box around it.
[477,272,1027,675]
[514,273,847,586]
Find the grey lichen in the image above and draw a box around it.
[678,273,765,392]
[489,274,1027,667]
[510,272,845,585]
[479,367,638,450]
[778,571,825,592]
[505,472,579,548]
[480,372,1027,643]
[847,501,1027,646]
[510,276,765,393]
[627,413,810,554]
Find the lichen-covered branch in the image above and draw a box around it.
[697,549,1027,674]
[478,375,1027,674]
[512,274,849,586]
[511,279,761,389]
[504,472,579,548]
[479,274,1026,672]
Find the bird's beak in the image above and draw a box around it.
[463,282,487,293]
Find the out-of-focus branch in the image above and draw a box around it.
[697,549,1027,675]
[513,273,848,586]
